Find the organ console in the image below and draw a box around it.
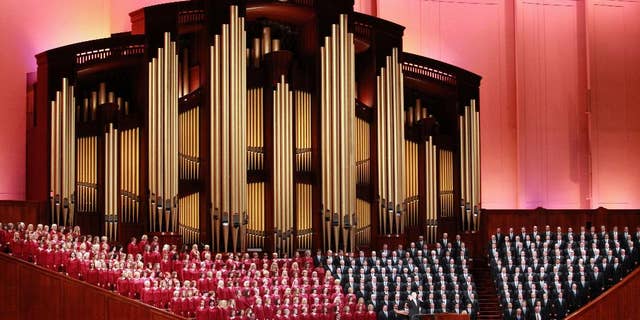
[28,0,481,253]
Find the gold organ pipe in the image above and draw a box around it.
[262,27,271,56]
[59,91,66,226]
[222,24,229,251]
[149,58,156,232]
[82,98,88,122]
[272,39,280,52]
[473,100,480,229]
[241,16,247,252]
[459,115,466,230]
[99,83,106,105]
[252,38,260,68]
[211,36,219,251]
[148,32,178,233]
[339,17,347,252]
[320,45,327,250]
[376,75,385,235]
[319,15,355,252]
[182,48,189,97]
[54,91,62,223]
[91,92,98,121]
[50,78,76,226]
[331,24,339,253]
[207,7,247,251]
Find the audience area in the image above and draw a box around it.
[488,225,640,320]
[1,221,477,319]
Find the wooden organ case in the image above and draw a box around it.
[26,0,481,255]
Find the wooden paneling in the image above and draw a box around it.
[566,266,640,320]
[0,200,45,225]
[0,253,184,320]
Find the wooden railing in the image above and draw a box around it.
[0,252,185,320]
[565,266,640,320]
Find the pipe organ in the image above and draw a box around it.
[179,107,200,181]
[104,124,118,240]
[425,137,438,244]
[179,192,200,245]
[356,117,370,186]
[247,182,265,249]
[247,88,264,171]
[209,6,247,252]
[50,78,76,227]
[31,0,481,251]
[376,48,405,236]
[295,91,312,172]
[459,101,481,231]
[320,14,356,253]
[76,136,97,214]
[296,183,312,250]
[439,149,454,218]
[405,141,419,229]
[273,76,294,256]
[355,199,371,247]
[148,32,179,233]
[120,128,140,224]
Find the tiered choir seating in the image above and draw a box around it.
[1,221,477,319]
[319,233,478,319]
[488,225,640,320]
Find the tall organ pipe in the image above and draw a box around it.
[320,14,356,253]
[459,101,480,231]
[376,48,405,236]
[50,78,76,227]
[210,6,247,252]
[148,32,179,233]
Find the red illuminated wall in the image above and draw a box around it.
[1,0,638,210]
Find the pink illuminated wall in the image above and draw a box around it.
[588,0,640,209]
[375,0,640,209]
[514,0,590,208]
[0,0,110,200]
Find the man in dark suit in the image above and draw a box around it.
[503,302,516,320]
[496,228,505,244]
[314,249,325,267]
[416,236,425,250]
[531,305,544,320]
[439,233,450,248]
[567,283,583,312]
[590,266,605,295]
[553,291,568,319]
[377,304,395,320]
[513,308,525,320]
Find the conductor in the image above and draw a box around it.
[408,292,420,319]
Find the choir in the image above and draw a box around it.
[489,225,640,320]
[0,221,478,320]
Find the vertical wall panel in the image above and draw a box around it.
[515,0,589,209]
[589,0,640,209]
